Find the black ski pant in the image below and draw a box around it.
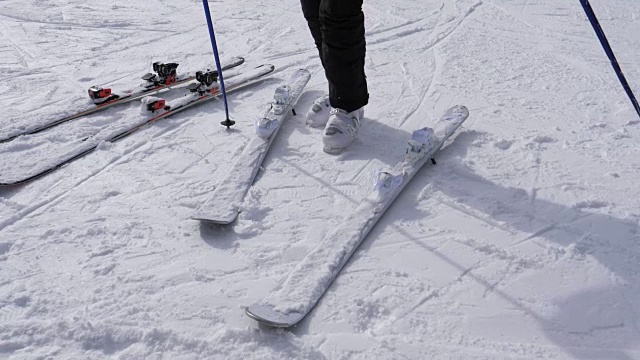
[300,0,369,113]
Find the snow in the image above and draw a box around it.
[0,0,639,358]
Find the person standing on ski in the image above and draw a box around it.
[300,0,369,154]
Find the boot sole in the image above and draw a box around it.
[323,146,345,155]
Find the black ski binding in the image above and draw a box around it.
[196,70,218,87]
[154,62,179,77]
[187,70,219,95]
[142,62,179,85]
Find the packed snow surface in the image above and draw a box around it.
[1,0,639,358]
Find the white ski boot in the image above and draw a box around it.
[306,94,331,128]
[322,107,364,154]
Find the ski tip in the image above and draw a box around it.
[447,105,469,118]
[293,68,311,76]
[0,135,18,144]
[438,105,469,126]
[260,64,276,72]
[191,213,237,225]
[245,304,304,328]
[191,217,235,225]
[192,202,240,225]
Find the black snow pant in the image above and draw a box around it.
[300,0,369,113]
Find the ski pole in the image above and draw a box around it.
[579,0,640,119]
[201,0,235,128]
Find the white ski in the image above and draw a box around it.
[245,105,470,328]
[192,69,311,224]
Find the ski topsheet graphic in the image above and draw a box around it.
[0,64,275,186]
[245,105,470,328]
[193,69,311,224]
[0,57,245,144]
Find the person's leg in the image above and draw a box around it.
[300,0,324,63]
[301,0,333,128]
[319,0,368,112]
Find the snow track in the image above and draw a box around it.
[1,0,639,358]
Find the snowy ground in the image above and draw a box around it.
[1,0,640,358]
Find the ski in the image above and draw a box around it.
[0,64,275,186]
[192,69,311,224]
[0,56,245,144]
[245,105,470,328]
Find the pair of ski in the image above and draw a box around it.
[243,106,469,329]
[189,75,469,329]
[0,60,276,186]
[0,57,246,145]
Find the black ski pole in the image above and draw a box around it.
[579,0,640,119]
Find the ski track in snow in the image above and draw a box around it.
[1,0,640,358]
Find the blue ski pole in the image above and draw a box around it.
[579,0,640,119]
[202,0,235,128]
